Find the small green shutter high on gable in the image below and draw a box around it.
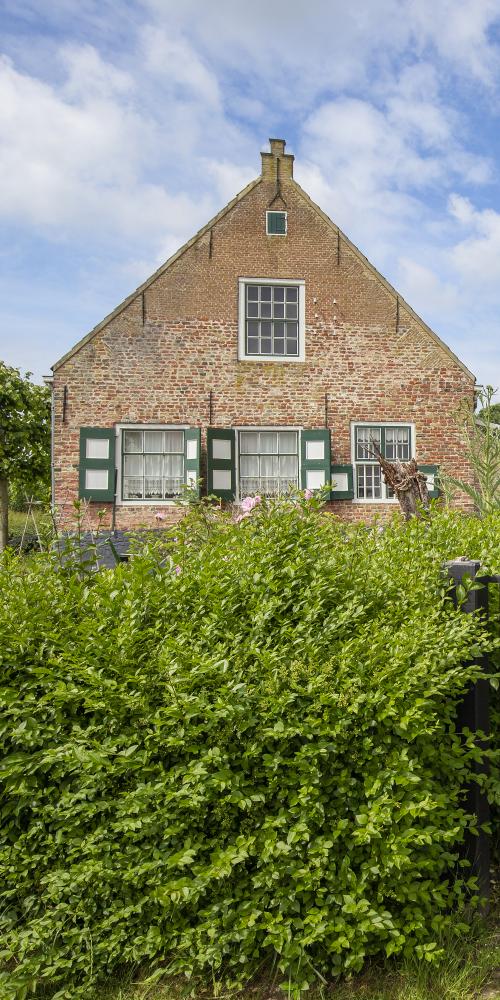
[418,465,441,499]
[300,429,331,492]
[184,428,201,497]
[79,428,116,501]
[207,428,236,500]
[330,464,354,500]
[266,211,287,235]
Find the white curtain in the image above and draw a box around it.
[164,431,184,454]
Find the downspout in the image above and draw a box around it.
[43,375,55,505]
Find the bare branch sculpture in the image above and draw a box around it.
[370,442,430,520]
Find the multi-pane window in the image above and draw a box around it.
[239,430,299,496]
[122,429,184,500]
[384,427,411,461]
[354,425,412,500]
[245,284,299,357]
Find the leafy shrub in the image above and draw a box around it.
[8,481,51,512]
[441,385,500,514]
[0,500,499,999]
[6,533,41,554]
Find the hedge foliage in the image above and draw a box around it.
[1,500,500,999]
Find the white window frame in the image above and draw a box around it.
[238,278,306,363]
[266,210,287,236]
[115,423,190,506]
[351,421,416,504]
[235,426,302,501]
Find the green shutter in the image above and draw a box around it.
[185,428,201,497]
[267,211,287,235]
[331,464,354,500]
[79,427,115,501]
[418,465,441,499]
[300,429,331,491]
[207,428,236,500]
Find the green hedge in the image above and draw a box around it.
[0,500,499,999]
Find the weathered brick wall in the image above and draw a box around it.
[52,144,475,531]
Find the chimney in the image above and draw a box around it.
[261,137,294,182]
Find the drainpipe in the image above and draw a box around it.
[43,375,55,504]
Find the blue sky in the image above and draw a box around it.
[1,0,500,392]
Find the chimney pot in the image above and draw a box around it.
[269,138,286,157]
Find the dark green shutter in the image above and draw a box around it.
[331,464,354,500]
[267,211,287,235]
[185,428,201,497]
[300,429,331,491]
[418,465,440,499]
[79,427,115,501]
[207,428,236,500]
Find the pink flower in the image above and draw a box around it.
[235,512,251,523]
[304,489,314,500]
[174,565,182,575]
[241,495,262,513]
[155,511,166,521]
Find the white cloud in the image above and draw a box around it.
[144,0,408,106]
[203,158,254,203]
[1,0,500,389]
[140,26,221,107]
[407,0,500,85]
[293,80,492,279]
[145,0,500,105]
[60,42,134,100]
[448,193,478,225]
[0,48,225,241]
[397,257,460,319]
[448,194,500,288]
[301,85,491,193]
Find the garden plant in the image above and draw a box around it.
[0,362,51,550]
[1,496,500,999]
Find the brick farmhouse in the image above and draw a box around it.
[49,138,475,528]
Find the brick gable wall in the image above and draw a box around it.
[52,147,475,530]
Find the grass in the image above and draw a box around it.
[90,915,500,1000]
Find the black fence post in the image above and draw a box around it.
[445,559,490,908]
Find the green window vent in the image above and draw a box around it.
[266,211,287,235]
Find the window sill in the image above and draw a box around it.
[116,500,179,507]
[352,498,399,504]
[238,355,305,364]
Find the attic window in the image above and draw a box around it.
[238,278,305,362]
[266,211,287,236]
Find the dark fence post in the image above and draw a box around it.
[445,559,490,908]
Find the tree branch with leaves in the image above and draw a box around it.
[0,362,51,550]
[440,385,500,515]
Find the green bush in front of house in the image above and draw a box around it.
[1,499,500,999]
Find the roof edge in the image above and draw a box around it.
[52,175,262,371]
[291,179,475,382]
[53,170,474,383]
